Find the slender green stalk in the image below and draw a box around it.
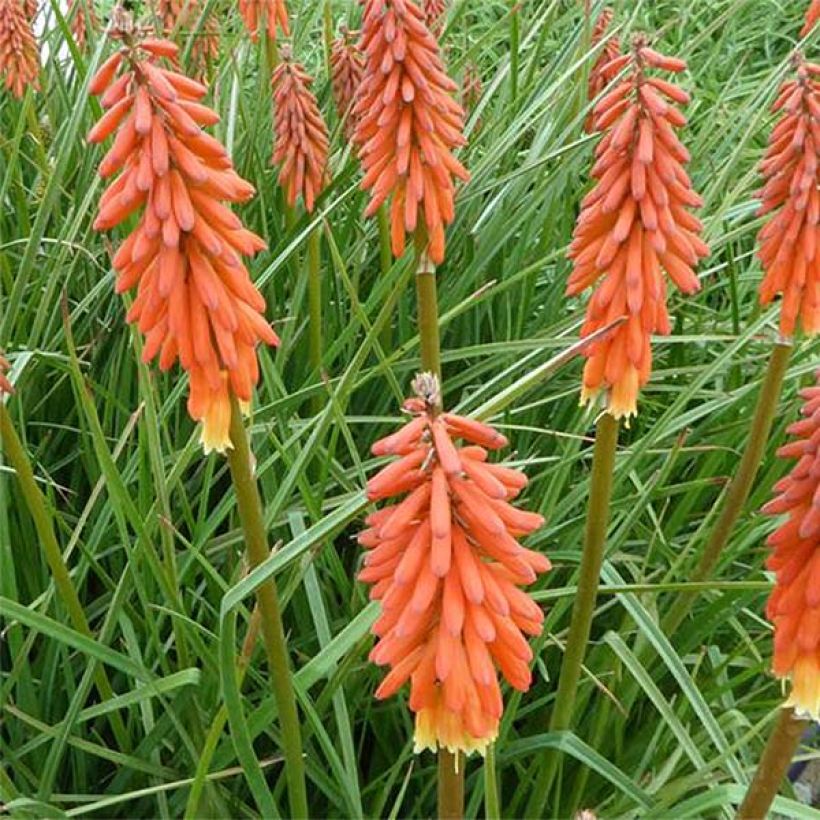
[438,750,464,820]
[0,402,129,750]
[662,341,792,636]
[484,744,500,820]
[526,411,619,818]
[509,2,519,106]
[226,398,308,819]
[307,227,323,415]
[415,251,442,379]
[737,707,807,820]
[377,207,394,351]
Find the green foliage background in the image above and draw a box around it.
[1,0,819,816]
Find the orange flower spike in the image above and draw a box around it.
[360,374,549,755]
[238,0,288,42]
[87,34,278,454]
[271,50,330,213]
[567,37,708,421]
[802,0,820,37]
[330,26,364,138]
[585,7,622,132]
[151,0,218,79]
[757,55,820,338]
[68,0,99,51]
[761,375,820,719]
[354,0,469,265]
[422,0,446,35]
[0,0,39,98]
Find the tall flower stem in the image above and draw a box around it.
[226,397,308,819]
[438,749,465,820]
[307,226,323,415]
[662,340,792,636]
[413,247,463,815]
[737,707,808,820]
[0,402,129,750]
[526,410,619,818]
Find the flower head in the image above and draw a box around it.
[330,26,364,139]
[802,0,820,37]
[762,376,820,720]
[271,49,330,213]
[566,38,708,421]
[151,0,219,79]
[68,0,99,51]
[354,0,469,264]
[422,0,446,35]
[0,0,40,98]
[238,0,288,42]
[87,34,278,453]
[757,55,820,338]
[585,8,621,133]
[359,374,550,755]
[461,62,482,120]
[0,353,13,395]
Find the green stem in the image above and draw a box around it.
[662,341,791,636]
[509,2,519,106]
[0,402,129,750]
[415,251,441,379]
[377,206,394,351]
[438,749,465,820]
[737,707,807,820]
[484,744,500,820]
[526,411,619,818]
[226,398,308,819]
[308,227,323,416]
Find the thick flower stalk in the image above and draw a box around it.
[566,38,709,420]
[87,36,278,453]
[803,0,820,37]
[354,0,469,264]
[271,50,330,213]
[238,0,288,42]
[330,26,363,138]
[359,376,550,755]
[422,0,446,35]
[68,0,99,51]
[757,55,820,337]
[585,7,621,132]
[0,0,39,98]
[152,0,219,79]
[761,376,820,719]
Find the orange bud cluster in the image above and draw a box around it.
[0,353,13,395]
[359,377,549,755]
[757,56,820,338]
[566,39,708,421]
[271,52,330,213]
[330,26,364,139]
[68,0,99,51]
[761,377,820,720]
[354,0,469,264]
[585,7,621,133]
[87,37,278,454]
[0,0,39,99]
[422,0,446,35]
[152,0,219,79]
[461,62,482,116]
[803,0,820,37]
[23,0,35,21]
[238,0,288,42]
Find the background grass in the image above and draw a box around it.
[2,0,820,816]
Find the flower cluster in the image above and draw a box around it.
[354,0,469,264]
[566,39,708,421]
[0,353,13,395]
[151,0,219,79]
[238,0,288,42]
[87,36,278,453]
[271,51,330,213]
[359,375,549,755]
[802,0,820,37]
[761,376,820,720]
[330,26,363,139]
[0,0,39,99]
[68,0,98,51]
[757,55,820,338]
[585,7,621,132]
[422,0,446,35]
[461,62,482,120]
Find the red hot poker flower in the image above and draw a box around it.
[238,0,288,42]
[0,0,39,98]
[271,51,330,213]
[566,39,708,421]
[354,0,469,264]
[585,7,621,133]
[68,0,99,51]
[761,377,820,720]
[330,26,364,139]
[422,0,446,35]
[152,0,219,79]
[802,0,820,37]
[359,375,550,755]
[757,56,820,338]
[87,36,278,454]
